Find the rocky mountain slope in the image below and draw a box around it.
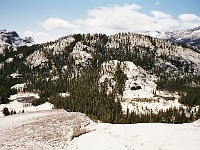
[0,29,34,54]
[145,26,200,50]
[1,32,200,124]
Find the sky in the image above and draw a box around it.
[0,0,200,43]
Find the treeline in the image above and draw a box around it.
[32,66,200,124]
[124,106,200,124]
[2,107,17,116]
[0,45,41,104]
[48,94,200,124]
[156,72,200,107]
[1,33,200,123]
[46,69,124,123]
[179,87,200,106]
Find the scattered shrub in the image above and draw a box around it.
[3,107,10,116]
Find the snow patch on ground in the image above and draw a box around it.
[0,101,53,117]
[99,60,189,114]
[99,60,157,99]
[10,72,22,78]
[121,96,182,114]
[59,92,70,98]
[11,83,26,92]
[9,92,40,101]
[0,109,199,150]
[0,92,53,117]
[122,61,157,99]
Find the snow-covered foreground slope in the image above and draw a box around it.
[0,109,199,150]
[70,121,200,150]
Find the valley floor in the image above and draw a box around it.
[0,110,200,150]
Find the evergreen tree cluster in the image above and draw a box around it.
[1,33,200,123]
[2,107,16,116]
[179,87,200,106]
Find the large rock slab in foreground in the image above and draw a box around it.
[0,109,94,149]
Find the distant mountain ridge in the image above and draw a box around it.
[144,26,200,50]
[0,29,34,53]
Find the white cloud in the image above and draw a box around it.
[179,14,200,22]
[151,11,171,19]
[179,14,200,29]
[76,4,153,33]
[35,4,200,43]
[21,31,51,44]
[41,18,77,31]
[22,31,49,37]
[150,11,179,31]
[75,4,180,33]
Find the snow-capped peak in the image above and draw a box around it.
[145,26,200,49]
[143,30,161,37]
[0,29,35,54]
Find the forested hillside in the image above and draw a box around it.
[1,33,200,123]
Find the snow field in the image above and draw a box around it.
[0,92,53,117]
[99,60,189,114]
[0,109,200,150]
[69,120,200,150]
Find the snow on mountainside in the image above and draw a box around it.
[145,26,200,50]
[100,60,157,99]
[8,32,200,115]
[159,26,200,48]
[0,29,34,54]
[0,110,200,150]
[1,32,200,126]
[143,30,161,37]
[22,33,200,75]
[99,60,187,114]
[0,92,53,117]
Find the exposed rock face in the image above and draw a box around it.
[145,26,200,50]
[0,29,34,54]
[0,29,34,47]
[0,110,95,150]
